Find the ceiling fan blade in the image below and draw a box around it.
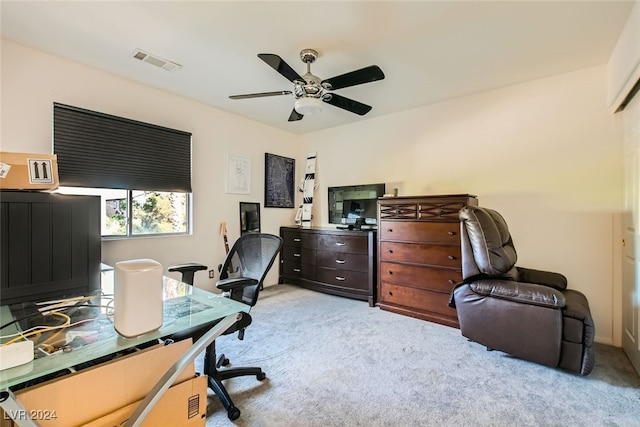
[258,54,304,83]
[323,93,372,116]
[321,65,385,90]
[288,109,304,122]
[229,90,291,100]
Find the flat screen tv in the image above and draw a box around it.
[328,183,385,229]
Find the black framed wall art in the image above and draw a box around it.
[264,153,295,208]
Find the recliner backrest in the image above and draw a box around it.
[459,206,519,279]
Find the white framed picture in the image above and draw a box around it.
[226,154,251,194]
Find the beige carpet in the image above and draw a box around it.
[201,284,640,427]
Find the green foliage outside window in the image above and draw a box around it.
[132,191,187,234]
[64,189,189,237]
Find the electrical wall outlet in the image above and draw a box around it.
[209,270,215,279]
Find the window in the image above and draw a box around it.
[53,103,192,238]
[56,188,189,238]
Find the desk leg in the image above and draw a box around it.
[0,389,39,427]
[124,313,241,427]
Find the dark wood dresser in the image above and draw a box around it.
[377,194,478,328]
[279,226,377,306]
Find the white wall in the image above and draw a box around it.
[303,66,622,345]
[1,39,624,345]
[0,40,302,292]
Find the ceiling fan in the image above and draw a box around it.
[229,49,385,122]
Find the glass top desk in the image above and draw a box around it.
[0,276,250,426]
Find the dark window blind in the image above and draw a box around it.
[53,103,192,192]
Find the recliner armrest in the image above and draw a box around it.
[217,277,259,292]
[516,267,567,291]
[470,279,566,309]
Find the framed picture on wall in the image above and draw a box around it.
[240,202,261,236]
[226,154,251,194]
[264,153,295,208]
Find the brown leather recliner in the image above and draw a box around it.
[450,206,595,375]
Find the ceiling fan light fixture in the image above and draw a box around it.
[294,97,323,115]
[230,50,384,122]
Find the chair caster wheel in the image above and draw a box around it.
[216,355,230,368]
[257,372,266,381]
[227,406,241,420]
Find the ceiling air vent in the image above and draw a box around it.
[132,49,181,72]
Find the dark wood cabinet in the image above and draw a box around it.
[0,191,102,305]
[279,226,377,305]
[280,227,317,281]
[377,194,478,328]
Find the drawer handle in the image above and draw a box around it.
[336,276,346,281]
[293,238,301,242]
[387,291,393,296]
[387,228,393,232]
[335,242,346,246]
[448,231,456,236]
[388,271,393,275]
[293,253,301,257]
[448,255,455,260]
[449,279,456,284]
[293,268,301,272]
[387,249,393,254]
[335,259,346,264]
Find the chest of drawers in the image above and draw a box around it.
[377,194,478,328]
[279,226,377,306]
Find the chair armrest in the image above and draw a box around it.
[470,279,566,309]
[562,290,592,321]
[562,289,595,347]
[167,263,209,286]
[216,277,259,292]
[167,263,208,274]
[516,267,567,291]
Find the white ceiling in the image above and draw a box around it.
[1,1,634,135]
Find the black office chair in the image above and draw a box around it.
[167,233,283,420]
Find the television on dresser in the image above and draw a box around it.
[0,191,102,306]
[328,183,385,229]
